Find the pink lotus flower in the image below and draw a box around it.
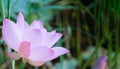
[92,56,108,69]
[2,12,69,66]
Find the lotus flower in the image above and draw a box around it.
[92,56,108,69]
[2,12,69,66]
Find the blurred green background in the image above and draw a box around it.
[0,0,120,69]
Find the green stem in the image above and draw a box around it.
[8,0,11,19]
[1,0,5,18]
[8,0,15,69]
[12,60,15,69]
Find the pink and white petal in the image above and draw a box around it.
[28,59,45,67]
[23,27,62,48]
[18,41,30,58]
[45,47,69,61]
[43,31,63,48]
[2,19,21,50]
[28,46,54,61]
[30,20,47,33]
[30,20,43,29]
[24,30,61,47]
[16,12,29,35]
[22,29,44,49]
[7,52,21,60]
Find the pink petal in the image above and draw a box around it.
[24,20,62,48]
[28,60,45,67]
[16,12,29,35]
[18,41,30,58]
[22,29,44,49]
[92,56,108,69]
[45,47,69,61]
[22,29,62,49]
[30,20,43,29]
[44,31,63,48]
[28,46,54,61]
[2,19,21,50]
[7,52,21,60]
[30,20,47,33]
